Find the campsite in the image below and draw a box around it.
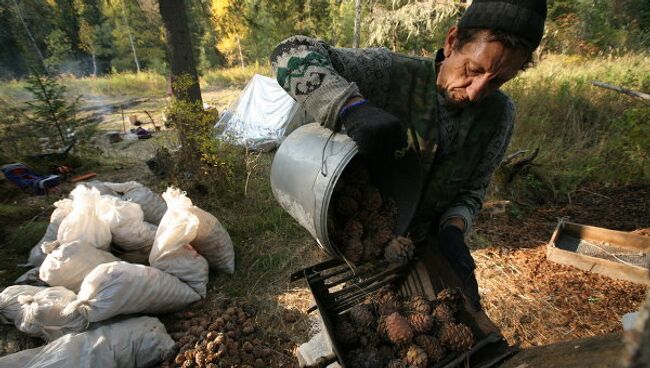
[0,1,649,367]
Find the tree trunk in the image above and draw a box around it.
[353,0,361,48]
[159,0,202,105]
[91,51,97,77]
[12,0,45,64]
[121,4,140,73]
[237,35,245,69]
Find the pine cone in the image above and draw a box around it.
[376,316,388,339]
[439,322,474,352]
[335,319,359,346]
[362,238,382,261]
[436,288,463,313]
[376,289,401,316]
[404,345,428,368]
[344,219,364,240]
[385,312,414,345]
[335,196,359,218]
[414,335,445,363]
[407,313,434,334]
[349,304,374,328]
[433,303,455,323]
[407,296,432,315]
[362,186,383,212]
[384,236,414,263]
[371,215,395,245]
[343,239,364,263]
[386,359,407,368]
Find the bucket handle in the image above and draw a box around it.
[320,130,337,177]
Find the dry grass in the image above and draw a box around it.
[475,246,647,348]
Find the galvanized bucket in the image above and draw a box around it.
[271,123,423,259]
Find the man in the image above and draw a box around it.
[271,0,547,310]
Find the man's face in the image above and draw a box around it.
[437,27,528,109]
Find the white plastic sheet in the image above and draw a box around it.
[0,316,176,368]
[214,74,308,151]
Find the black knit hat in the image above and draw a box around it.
[458,0,547,50]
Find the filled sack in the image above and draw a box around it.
[150,188,208,297]
[98,196,157,251]
[78,180,118,197]
[103,181,167,225]
[0,285,46,324]
[15,268,48,287]
[39,241,120,293]
[190,206,235,274]
[28,199,73,267]
[57,186,111,251]
[16,286,87,341]
[0,316,176,368]
[66,261,201,323]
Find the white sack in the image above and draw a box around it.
[102,181,167,224]
[16,286,87,341]
[0,285,46,324]
[57,186,111,250]
[151,188,208,297]
[39,241,120,293]
[78,180,118,197]
[15,268,48,287]
[28,199,73,267]
[67,261,201,323]
[98,196,157,251]
[0,316,176,368]
[190,206,235,274]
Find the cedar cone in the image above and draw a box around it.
[335,196,359,218]
[371,215,395,245]
[407,313,435,334]
[404,345,428,368]
[349,304,374,328]
[384,236,414,263]
[436,288,464,313]
[386,359,407,368]
[344,219,364,240]
[439,322,475,351]
[385,312,414,345]
[414,335,445,363]
[343,238,364,263]
[433,303,455,323]
[382,198,399,220]
[362,186,383,212]
[376,316,388,339]
[376,289,401,316]
[407,296,432,315]
[335,320,359,346]
[362,238,382,261]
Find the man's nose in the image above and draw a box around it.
[466,76,490,102]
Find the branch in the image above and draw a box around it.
[591,81,650,102]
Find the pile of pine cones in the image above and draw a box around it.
[328,161,415,265]
[161,304,273,368]
[335,287,475,368]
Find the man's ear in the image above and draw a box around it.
[443,26,458,58]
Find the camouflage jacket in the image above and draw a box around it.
[271,35,515,234]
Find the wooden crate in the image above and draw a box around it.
[546,220,650,285]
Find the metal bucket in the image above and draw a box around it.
[271,123,423,258]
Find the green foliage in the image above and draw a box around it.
[44,29,76,73]
[24,70,96,147]
[496,53,650,203]
[201,63,272,88]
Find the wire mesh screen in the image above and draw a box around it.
[557,234,650,269]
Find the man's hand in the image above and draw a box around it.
[339,99,407,158]
[438,225,481,311]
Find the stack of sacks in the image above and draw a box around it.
[0,182,235,366]
[0,316,176,368]
[102,181,167,225]
[98,196,157,264]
